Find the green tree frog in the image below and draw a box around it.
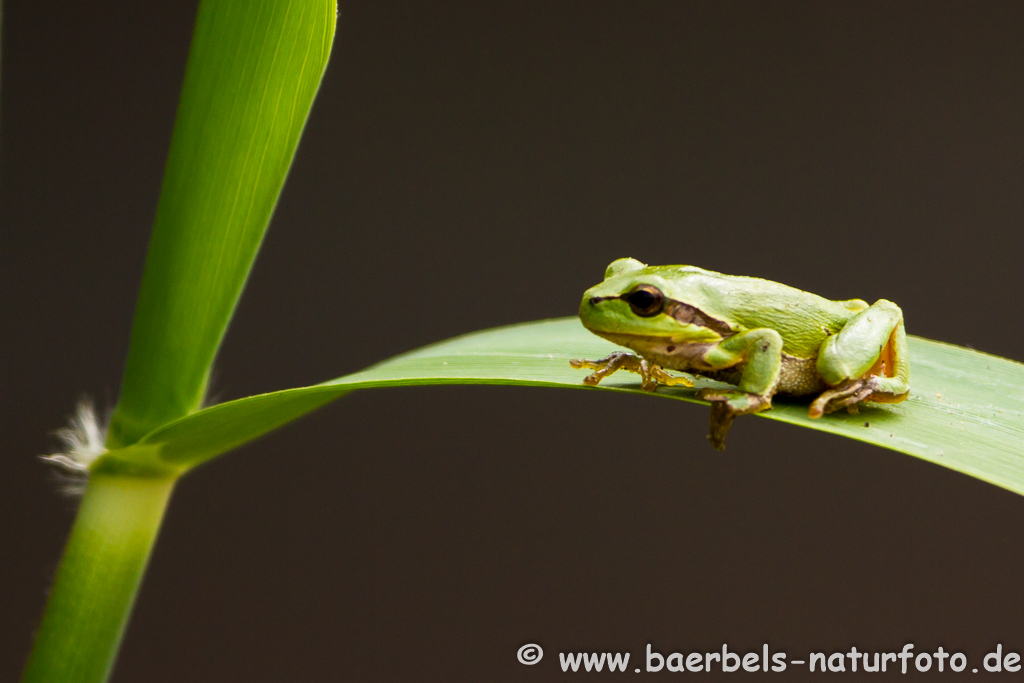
[571,258,910,449]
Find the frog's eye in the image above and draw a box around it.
[624,285,664,317]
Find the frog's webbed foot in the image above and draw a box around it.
[808,378,877,418]
[695,388,772,451]
[570,352,693,391]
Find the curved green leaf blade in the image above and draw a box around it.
[100,318,1024,496]
[107,0,337,449]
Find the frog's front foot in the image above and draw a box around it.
[570,352,693,391]
[695,389,772,451]
[808,379,877,418]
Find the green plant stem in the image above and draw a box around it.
[23,474,177,683]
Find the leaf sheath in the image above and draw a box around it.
[22,475,176,683]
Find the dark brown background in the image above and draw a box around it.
[4,1,1024,680]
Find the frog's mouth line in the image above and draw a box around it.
[585,329,668,346]
[586,295,733,336]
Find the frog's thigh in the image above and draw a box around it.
[703,328,783,396]
[816,299,909,396]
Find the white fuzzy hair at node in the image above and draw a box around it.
[43,400,108,477]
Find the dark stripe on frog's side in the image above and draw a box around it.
[662,299,734,336]
[589,294,734,337]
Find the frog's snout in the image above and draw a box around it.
[578,293,601,327]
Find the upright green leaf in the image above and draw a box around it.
[107,0,336,448]
[23,2,337,680]
[99,318,1024,496]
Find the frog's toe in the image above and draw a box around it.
[570,352,639,387]
[639,361,693,392]
[696,389,772,450]
[808,379,874,418]
[696,388,771,415]
[569,358,604,386]
[707,402,735,451]
[569,353,617,371]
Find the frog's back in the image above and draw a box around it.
[651,266,861,358]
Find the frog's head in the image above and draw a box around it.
[578,258,724,346]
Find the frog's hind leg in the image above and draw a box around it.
[810,299,910,418]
